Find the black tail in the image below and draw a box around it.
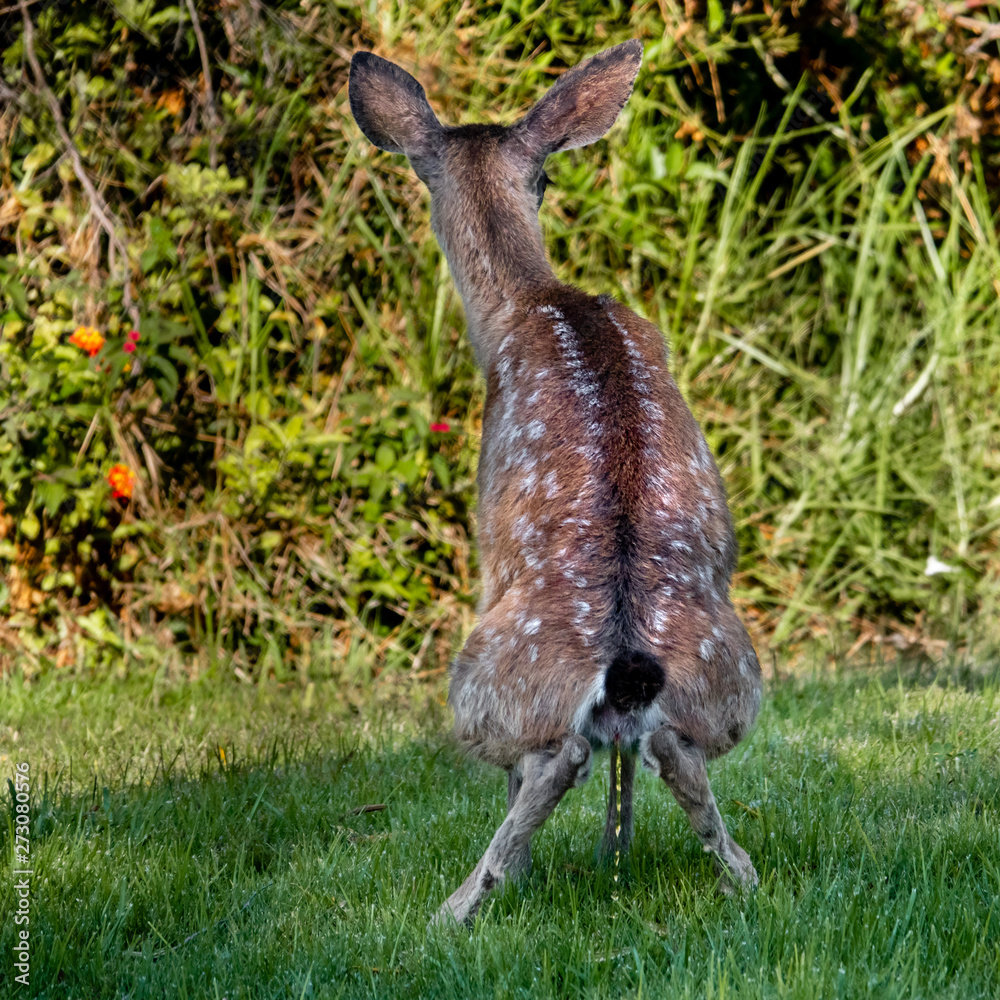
[604,650,665,712]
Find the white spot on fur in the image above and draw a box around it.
[512,515,535,542]
[649,607,671,634]
[534,305,562,319]
[571,671,608,736]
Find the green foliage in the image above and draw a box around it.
[1,662,998,996]
[1,1,999,676]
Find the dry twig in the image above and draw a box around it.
[345,803,387,816]
[184,0,220,168]
[17,0,141,328]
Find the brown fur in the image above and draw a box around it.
[449,285,760,767]
[349,39,762,923]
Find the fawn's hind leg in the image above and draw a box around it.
[643,726,757,892]
[432,735,592,926]
[601,745,636,857]
[506,767,533,876]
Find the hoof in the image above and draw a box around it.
[428,901,462,929]
[716,839,758,895]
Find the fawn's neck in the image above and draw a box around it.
[437,206,557,368]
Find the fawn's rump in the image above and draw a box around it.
[448,585,762,769]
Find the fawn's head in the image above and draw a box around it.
[349,41,642,347]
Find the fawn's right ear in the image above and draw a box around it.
[514,40,643,161]
[349,52,442,167]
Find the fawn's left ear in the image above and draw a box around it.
[514,40,642,161]
[349,52,442,168]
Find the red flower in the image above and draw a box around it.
[123,341,136,354]
[107,464,136,501]
[127,329,141,342]
[430,422,450,433]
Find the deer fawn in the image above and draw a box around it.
[349,39,761,925]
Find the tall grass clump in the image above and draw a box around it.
[569,84,1000,652]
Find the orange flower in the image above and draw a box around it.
[107,464,136,500]
[69,326,105,357]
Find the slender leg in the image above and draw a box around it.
[644,726,757,892]
[432,735,592,926]
[601,748,636,857]
[506,768,530,876]
[507,768,523,810]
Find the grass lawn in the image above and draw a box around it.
[2,662,998,999]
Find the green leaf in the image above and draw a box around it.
[1,276,29,317]
[431,454,451,491]
[21,141,56,179]
[259,531,283,551]
[707,0,724,33]
[394,458,419,486]
[145,353,180,402]
[37,479,68,516]
[61,24,104,45]
[77,609,124,650]
[666,142,684,177]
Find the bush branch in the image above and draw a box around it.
[18,0,141,328]
[184,0,220,169]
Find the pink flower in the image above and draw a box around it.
[123,341,136,354]
[127,329,141,342]
[430,422,450,433]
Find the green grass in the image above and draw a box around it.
[3,663,998,998]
